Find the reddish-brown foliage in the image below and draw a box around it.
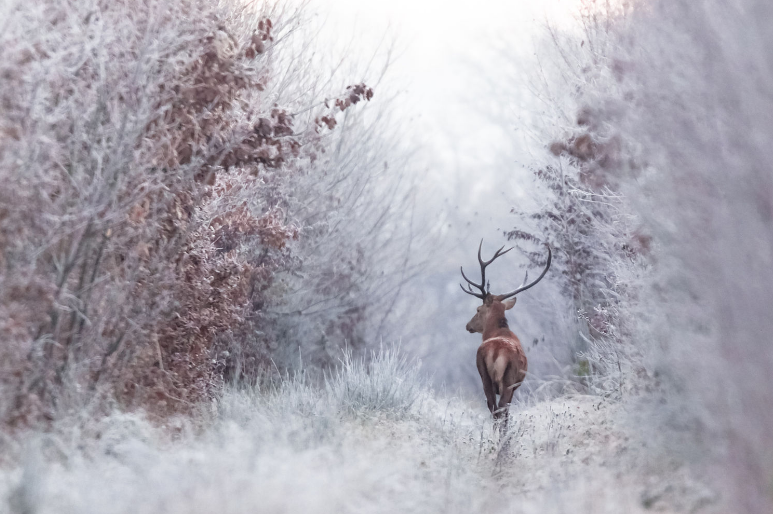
[0,0,377,427]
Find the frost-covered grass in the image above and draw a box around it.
[325,347,422,418]
[0,348,718,514]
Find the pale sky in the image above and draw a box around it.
[305,0,589,260]
[308,0,583,163]
[307,0,585,212]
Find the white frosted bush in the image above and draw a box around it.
[518,0,773,509]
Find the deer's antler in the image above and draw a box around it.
[460,239,513,300]
[497,244,552,300]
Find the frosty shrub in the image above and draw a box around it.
[0,0,413,427]
[526,0,773,510]
[507,161,646,390]
[500,3,647,394]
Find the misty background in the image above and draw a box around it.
[308,0,587,390]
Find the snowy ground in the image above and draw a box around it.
[0,351,720,514]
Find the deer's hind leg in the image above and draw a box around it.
[476,352,496,415]
[497,364,523,423]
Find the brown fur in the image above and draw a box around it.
[467,296,527,421]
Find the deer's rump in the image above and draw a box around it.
[477,337,527,393]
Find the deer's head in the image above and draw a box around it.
[460,240,552,334]
[465,295,516,333]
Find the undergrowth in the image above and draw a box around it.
[0,347,714,514]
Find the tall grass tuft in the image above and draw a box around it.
[326,347,423,419]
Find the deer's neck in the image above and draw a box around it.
[482,305,516,341]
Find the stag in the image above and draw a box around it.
[460,240,552,421]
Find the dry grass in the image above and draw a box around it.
[0,349,720,514]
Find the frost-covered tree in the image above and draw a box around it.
[524,0,773,509]
[496,4,647,391]
[0,0,416,425]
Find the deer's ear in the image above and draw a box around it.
[503,298,516,310]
